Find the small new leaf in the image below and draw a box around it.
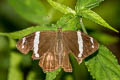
[56,14,79,31]
[76,0,104,12]
[79,9,119,32]
[85,45,120,80]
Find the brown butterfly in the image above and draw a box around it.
[16,27,99,72]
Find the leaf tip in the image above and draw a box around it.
[112,28,119,33]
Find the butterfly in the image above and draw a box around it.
[16,27,99,72]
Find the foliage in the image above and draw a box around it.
[46,68,62,80]
[85,45,120,80]
[0,26,56,39]
[0,0,119,80]
[76,0,104,10]
[47,0,76,15]
[78,9,118,32]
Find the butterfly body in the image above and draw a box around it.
[16,28,99,72]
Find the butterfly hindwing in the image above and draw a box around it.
[39,50,59,72]
[61,51,72,72]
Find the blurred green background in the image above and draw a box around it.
[0,0,120,80]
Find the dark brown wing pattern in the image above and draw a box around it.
[63,31,99,64]
[16,29,99,73]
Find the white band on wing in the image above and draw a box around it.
[77,31,83,58]
[22,37,26,49]
[90,37,94,48]
[33,32,40,57]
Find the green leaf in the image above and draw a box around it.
[46,0,77,23]
[56,14,74,27]
[85,45,120,80]
[0,26,56,39]
[56,14,79,31]
[79,9,119,32]
[76,0,104,11]
[47,0,76,15]
[8,0,48,24]
[45,68,62,80]
[8,52,23,80]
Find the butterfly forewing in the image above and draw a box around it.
[63,31,99,63]
[81,33,98,59]
[16,33,35,54]
[39,49,59,72]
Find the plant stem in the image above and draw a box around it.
[80,18,88,34]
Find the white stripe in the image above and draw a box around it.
[22,37,26,49]
[90,37,94,48]
[77,31,83,58]
[33,32,40,57]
